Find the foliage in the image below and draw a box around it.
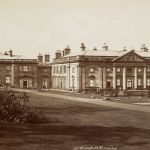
[0,88,48,124]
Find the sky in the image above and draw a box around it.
[0,0,150,58]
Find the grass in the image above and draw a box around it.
[1,94,150,150]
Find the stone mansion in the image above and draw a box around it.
[1,43,150,92]
[51,43,150,91]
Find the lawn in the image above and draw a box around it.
[1,94,150,150]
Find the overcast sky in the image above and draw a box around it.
[0,0,150,58]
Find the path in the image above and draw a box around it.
[12,88,150,113]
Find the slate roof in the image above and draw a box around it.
[64,49,150,59]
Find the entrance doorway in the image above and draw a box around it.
[23,81,28,88]
[126,77,133,90]
[106,78,111,89]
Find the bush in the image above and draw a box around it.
[0,88,48,124]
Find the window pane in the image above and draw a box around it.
[6,76,10,83]
[23,66,28,72]
[6,66,11,71]
[90,67,94,72]
[90,79,94,87]
[106,67,111,72]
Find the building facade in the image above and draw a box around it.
[37,53,51,89]
[51,44,150,91]
[0,51,51,89]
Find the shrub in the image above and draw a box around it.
[0,88,48,124]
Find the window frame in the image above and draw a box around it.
[106,67,111,72]
[116,67,121,73]
[147,78,150,86]
[127,67,132,73]
[6,65,11,71]
[23,66,28,72]
[116,78,121,86]
[90,79,94,87]
[137,78,142,86]
[137,67,142,73]
[5,76,11,84]
[89,67,94,73]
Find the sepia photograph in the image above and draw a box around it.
[0,0,150,149]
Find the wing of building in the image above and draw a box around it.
[51,43,150,91]
[0,50,51,89]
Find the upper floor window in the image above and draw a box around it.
[127,67,132,73]
[28,66,32,72]
[137,67,142,72]
[60,66,62,74]
[43,68,48,73]
[89,67,94,73]
[72,67,75,73]
[64,66,66,73]
[23,66,28,72]
[19,66,22,72]
[147,78,150,86]
[116,67,121,72]
[106,67,111,72]
[53,66,56,74]
[56,66,59,74]
[6,66,11,71]
[147,67,150,72]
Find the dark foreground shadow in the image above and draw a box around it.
[0,123,150,149]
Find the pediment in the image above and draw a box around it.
[114,51,145,62]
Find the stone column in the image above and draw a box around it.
[144,66,147,89]
[113,67,116,89]
[77,65,82,91]
[134,67,137,89]
[11,64,15,86]
[103,67,106,89]
[99,67,103,89]
[82,66,86,90]
[123,67,126,90]
[66,65,70,90]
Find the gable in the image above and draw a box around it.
[114,51,145,62]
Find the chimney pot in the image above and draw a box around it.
[38,54,43,63]
[9,50,13,56]
[141,44,148,52]
[80,43,86,51]
[55,50,61,59]
[93,47,97,51]
[102,43,108,51]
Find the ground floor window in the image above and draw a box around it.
[6,76,11,84]
[116,78,121,86]
[28,79,32,88]
[137,78,142,86]
[90,79,94,87]
[147,78,150,86]
[127,78,132,88]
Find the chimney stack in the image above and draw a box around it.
[80,43,86,51]
[63,45,71,56]
[9,50,13,56]
[44,53,50,63]
[141,44,148,52]
[123,46,127,51]
[38,54,43,63]
[102,43,108,51]
[55,50,61,59]
[93,47,97,51]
